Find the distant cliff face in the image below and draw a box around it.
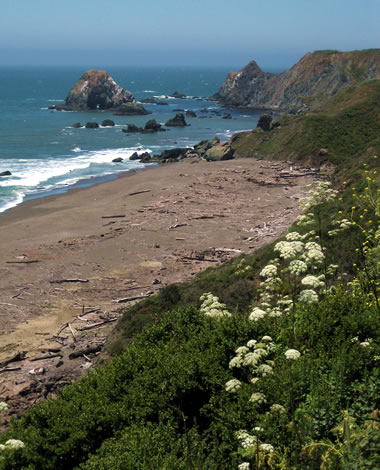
[65,70,136,110]
[214,50,380,113]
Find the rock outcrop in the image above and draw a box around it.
[0,171,12,177]
[165,113,188,127]
[214,49,380,113]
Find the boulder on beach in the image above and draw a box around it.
[139,152,152,163]
[112,157,123,163]
[129,152,140,160]
[71,122,82,128]
[85,122,99,129]
[156,148,190,162]
[0,170,12,177]
[165,113,188,127]
[102,119,115,127]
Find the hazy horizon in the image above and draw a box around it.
[1,0,379,70]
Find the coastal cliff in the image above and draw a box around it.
[214,49,380,113]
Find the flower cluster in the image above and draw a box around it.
[199,293,231,318]
[298,289,319,303]
[225,379,242,393]
[285,349,301,360]
[0,440,25,451]
[0,402,9,412]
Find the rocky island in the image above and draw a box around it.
[214,49,380,113]
[50,70,150,115]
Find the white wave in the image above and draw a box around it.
[72,147,82,153]
[153,95,174,100]
[0,192,25,214]
[143,90,156,93]
[40,107,49,110]
[48,99,64,102]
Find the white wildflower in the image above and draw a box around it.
[249,392,266,405]
[285,349,301,360]
[254,426,264,433]
[243,352,260,367]
[250,377,260,385]
[249,307,266,322]
[236,430,255,448]
[260,443,274,453]
[258,364,273,376]
[268,307,283,317]
[360,342,370,348]
[303,242,324,264]
[229,356,243,369]
[260,264,278,278]
[261,336,272,342]
[238,463,250,470]
[289,259,308,275]
[299,289,319,303]
[301,275,325,289]
[0,444,5,452]
[235,346,249,355]
[0,402,9,412]
[247,339,257,348]
[286,231,302,241]
[270,404,286,414]
[225,379,242,393]
[5,439,25,450]
[200,293,231,318]
[339,219,352,229]
[274,240,304,260]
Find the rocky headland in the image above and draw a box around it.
[50,70,150,115]
[214,49,380,113]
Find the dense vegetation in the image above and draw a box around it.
[0,81,379,469]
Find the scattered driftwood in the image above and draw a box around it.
[52,336,67,345]
[128,189,151,196]
[112,293,151,303]
[30,353,62,362]
[101,215,126,219]
[76,319,117,331]
[180,255,218,263]
[49,279,89,284]
[68,323,77,342]
[6,260,39,264]
[0,351,26,368]
[0,367,21,373]
[68,344,104,360]
[192,215,215,220]
[169,223,187,230]
[215,248,242,254]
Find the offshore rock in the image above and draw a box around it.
[101,119,115,127]
[85,122,99,129]
[170,91,186,99]
[165,113,188,127]
[71,122,81,128]
[129,152,140,160]
[64,70,136,110]
[185,110,197,117]
[143,119,162,133]
[214,49,380,113]
[0,171,12,177]
[122,124,142,133]
[113,103,151,116]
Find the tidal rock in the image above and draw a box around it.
[64,70,136,110]
[170,91,186,99]
[112,157,123,163]
[0,170,12,177]
[85,122,99,129]
[185,110,197,118]
[71,122,82,128]
[256,114,273,131]
[113,103,151,115]
[139,152,152,163]
[143,119,162,133]
[122,124,142,133]
[205,141,235,161]
[129,152,140,160]
[140,97,158,104]
[157,148,189,162]
[222,113,232,119]
[165,113,188,127]
[102,119,115,127]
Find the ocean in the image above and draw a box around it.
[0,66,262,213]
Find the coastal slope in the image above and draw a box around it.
[214,49,380,113]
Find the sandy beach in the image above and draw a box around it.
[0,156,318,422]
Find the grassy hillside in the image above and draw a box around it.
[232,80,380,179]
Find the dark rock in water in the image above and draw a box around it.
[185,110,197,118]
[129,152,140,160]
[173,108,184,112]
[64,70,136,110]
[71,122,81,128]
[140,97,158,104]
[139,152,151,163]
[122,124,142,133]
[156,101,168,106]
[200,108,208,113]
[86,122,99,128]
[165,113,188,127]
[222,113,232,119]
[143,119,161,132]
[102,119,115,127]
[256,114,273,132]
[112,157,123,163]
[170,91,186,99]
[0,170,12,177]
[113,103,151,115]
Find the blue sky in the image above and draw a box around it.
[0,0,378,69]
